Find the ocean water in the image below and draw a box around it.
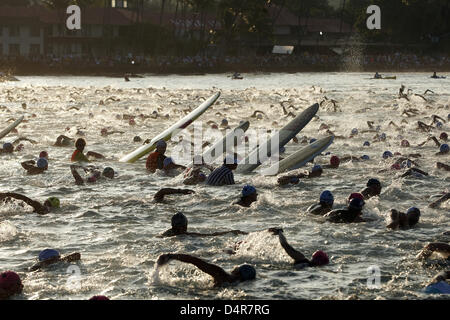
[0,72,449,300]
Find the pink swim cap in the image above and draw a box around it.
[0,271,22,291]
[348,192,364,203]
[39,151,48,159]
[330,155,340,166]
[89,295,110,300]
[391,163,401,170]
[311,251,329,266]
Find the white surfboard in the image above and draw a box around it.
[236,103,319,173]
[202,121,250,164]
[0,116,24,140]
[265,136,334,175]
[120,92,221,163]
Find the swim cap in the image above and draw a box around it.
[382,151,393,159]
[330,156,340,166]
[361,155,370,160]
[39,151,48,159]
[171,212,188,228]
[406,207,421,225]
[310,138,317,144]
[290,177,300,184]
[0,271,22,291]
[401,160,412,168]
[224,154,238,165]
[38,249,60,262]
[102,167,114,178]
[89,295,110,300]
[401,140,410,147]
[440,144,449,153]
[380,133,386,140]
[348,198,365,210]
[3,143,13,153]
[391,163,401,170]
[156,140,167,148]
[312,164,322,172]
[436,122,443,129]
[238,265,256,281]
[129,119,136,125]
[363,141,370,147]
[221,119,228,126]
[311,250,329,266]
[163,157,174,168]
[440,132,448,140]
[351,128,358,135]
[279,146,286,154]
[242,185,257,197]
[87,175,97,183]
[348,193,364,202]
[36,158,48,169]
[367,178,381,187]
[46,197,60,208]
[319,190,334,205]
[100,128,108,136]
[133,136,142,142]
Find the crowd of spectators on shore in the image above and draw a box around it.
[2,51,450,74]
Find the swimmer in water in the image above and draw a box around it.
[417,243,450,260]
[206,155,238,186]
[424,271,450,294]
[324,198,369,223]
[156,253,256,287]
[277,165,323,186]
[0,143,14,154]
[162,157,186,176]
[71,138,105,162]
[153,188,195,203]
[158,212,248,238]
[29,249,81,272]
[70,165,115,185]
[436,162,450,171]
[322,156,340,169]
[21,157,48,175]
[436,143,449,155]
[374,72,381,79]
[0,271,23,300]
[360,178,382,200]
[54,135,74,147]
[0,193,60,215]
[234,185,258,208]
[306,190,334,215]
[386,207,421,230]
[400,167,429,178]
[146,140,167,173]
[268,228,329,268]
[429,193,450,209]
[182,155,214,186]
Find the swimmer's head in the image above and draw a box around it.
[242,185,257,200]
[436,122,443,129]
[311,164,322,174]
[87,171,101,183]
[363,141,370,147]
[348,198,365,211]
[382,151,393,159]
[330,156,340,167]
[401,160,412,168]
[171,212,188,232]
[319,190,334,206]
[351,128,358,135]
[0,271,23,297]
[102,167,115,179]
[380,133,386,141]
[401,140,410,147]
[133,136,142,142]
[220,119,228,127]
[311,250,329,266]
[2,142,13,153]
[100,128,108,136]
[391,163,401,170]
[75,138,86,151]
[440,132,448,141]
[361,155,370,160]
[198,172,207,182]
[440,144,449,154]
[36,158,48,169]
[44,197,60,209]
[406,207,420,226]
[38,249,60,262]
[348,192,364,203]
[279,146,286,154]
[156,140,167,153]
[232,264,256,282]
[39,151,48,159]
[89,295,110,300]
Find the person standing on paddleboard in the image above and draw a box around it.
[146,140,167,173]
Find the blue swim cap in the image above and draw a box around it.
[407,207,420,215]
[2,142,13,152]
[312,164,322,172]
[361,155,370,160]
[279,146,286,154]
[163,157,174,168]
[363,141,370,147]
[425,281,450,294]
[380,133,386,140]
[238,264,256,281]
[319,190,334,205]
[401,160,412,168]
[310,138,317,144]
[36,158,48,168]
[351,128,358,135]
[242,185,256,197]
[156,140,167,148]
[290,177,300,184]
[38,249,60,262]
[440,144,449,153]
[348,198,364,210]
[382,151,393,159]
[436,122,443,129]
[367,178,381,187]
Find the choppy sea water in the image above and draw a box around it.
[0,72,449,300]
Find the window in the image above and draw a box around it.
[9,26,20,37]
[30,44,40,56]
[9,44,20,56]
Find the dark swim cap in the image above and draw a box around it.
[311,250,329,266]
[320,190,334,205]
[238,265,256,281]
[406,207,421,225]
[367,178,381,187]
[440,144,449,153]
[440,132,448,140]
[3,143,13,153]
[102,167,115,178]
[171,212,188,228]
[38,249,60,262]
[382,151,393,159]
[89,295,110,300]
[0,271,22,291]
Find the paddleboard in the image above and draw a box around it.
[0,116,24,140]
[236,103,319,174]
[202,121,250,163]
[119,92,220,163]
[265,136,334,175]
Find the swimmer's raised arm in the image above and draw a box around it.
[429,193,450,208]
[86,151,105,159]
[269,228,308,264]
[154,188,195,202]
[70,165,84,185]
[0,192,48,214]
[417,243,450,259]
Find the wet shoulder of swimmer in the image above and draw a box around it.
[29,249,81,272]
[386,207,421,230]
[205,155,238,186]
[277,165,323,186]
[70,138,105,163]
[0,192,60,215]
[306,190,334,215]
[21,151,49,175]
[70,165,115,185]
[182,155,213,185]
[158,212,247,238]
